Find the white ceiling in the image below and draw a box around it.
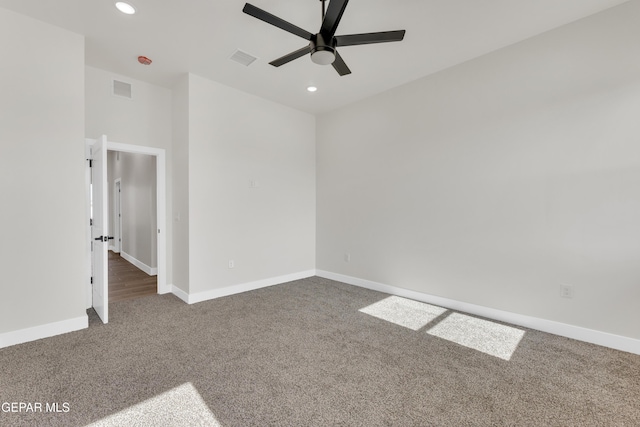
[0,0,630,114]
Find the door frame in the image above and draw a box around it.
[85,138,169,309]
[112,178,122,253]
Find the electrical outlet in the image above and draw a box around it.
[560,284,574,299]
[250,180,258,188]
[228,260,234,269]
[344,253,351,263]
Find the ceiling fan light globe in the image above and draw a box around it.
[311,49,336,65]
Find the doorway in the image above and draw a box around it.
[108,151,157,302]
[85,136,168,323]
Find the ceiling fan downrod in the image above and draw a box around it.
[311,0,336,66]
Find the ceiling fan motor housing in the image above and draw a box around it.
[310,33,336,65]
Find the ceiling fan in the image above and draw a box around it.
[242,0,406,76]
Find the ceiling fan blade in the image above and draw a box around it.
[320,0,349,40]
[332,51,351,76]
[335,30,406,47]
[269,45,312,67]
[243,3,314,40]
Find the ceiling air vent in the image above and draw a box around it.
[230,49,257,67]
[113,80,132,99]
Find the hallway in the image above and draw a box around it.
[108,251,157,302]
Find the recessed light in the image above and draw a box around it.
[115,2,136,15]
[307,86,318,92]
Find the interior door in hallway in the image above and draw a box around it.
[92,135,109,323]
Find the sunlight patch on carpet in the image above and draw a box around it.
[426,312,525,360]
[359,296,448,330]
[86,382,221,427]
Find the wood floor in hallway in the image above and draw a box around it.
[109,251,157,302]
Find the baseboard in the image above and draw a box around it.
[158,283,173,295]
[171,285,190,303]
[120,251,158,276]
[0,315,88,349]
[316,270,640,355]
[173,270,316,305]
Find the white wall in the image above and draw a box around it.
[0,9,86,334]
[108,151,157,269]
[186,74,316,294]
[85,66,173,148]
[316,1,640,340]
[171,75,190,292]
[85,66,172,283]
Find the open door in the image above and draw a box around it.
[91,135,109,323]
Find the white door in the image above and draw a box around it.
[92,135,109,323]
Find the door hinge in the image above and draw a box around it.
[87,159,93,168]
[90,277,93,284]
[90,218,93,226]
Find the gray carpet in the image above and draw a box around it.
[1,277,638,426]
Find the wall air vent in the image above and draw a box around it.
[230,49,258,67]
[113,80,132,99]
